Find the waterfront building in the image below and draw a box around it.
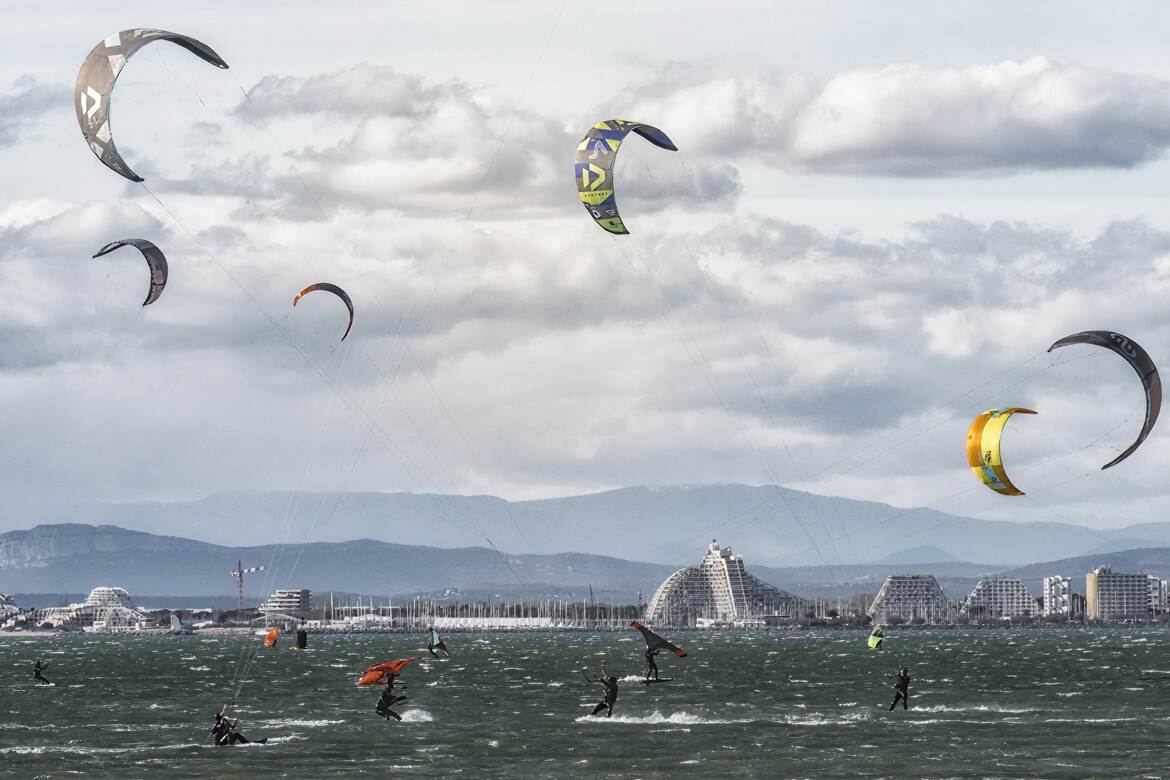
[962,576,1034,619]
[868,575,952,625]
[1148,576,1169,614]
[645,540,801,627]
[31,586,145,631]
[1086,566,1150,621]
[260,588,313,621]
[0,593,16,618]
[1042,576,1072,617]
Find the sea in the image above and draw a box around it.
[1,628,1166,778]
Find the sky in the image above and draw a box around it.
[2,1,1170,534]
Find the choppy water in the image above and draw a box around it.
[2,629,1168,778]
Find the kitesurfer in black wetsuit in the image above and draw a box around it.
[33,659,51,685]
[591,674,619,717]
[211,708,265,745]
[645,648,660,681]
[375,675,406,721]
[890,667,910,711]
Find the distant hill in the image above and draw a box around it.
[4,523,1166,603]
[1,483,1161,567]
[0,524,675,601]
[876,545,966,565]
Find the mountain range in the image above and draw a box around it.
[3,483,1169,568]
[6,520,1170,604]
[0,523,676,602]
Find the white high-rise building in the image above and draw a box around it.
[961,576,1034,618]
[1086,567,1150,621]
[645,540,801,627]
[868,575,952,625]
[260,589,313,621]
[1042,576,1072,616]
[1148,575,1168,614]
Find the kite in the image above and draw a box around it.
[1048,330,1161,469]
[357,657,418,686]
[965,407,1037,496]
[293,283,354,341]
[574,119,676,235]
[427,627,449,658]
[263,626,281,648]
[868,627,883,651]
[75,29,229,182]
[92,239,168,306]
[630,620,686,657]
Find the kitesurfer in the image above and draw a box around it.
[645,647,660,681]
[210,711,230,743]
[426,627,448,658]
[591,674,619,717]
[890,667,910,711]
[375,676,406,721]
[33,659,51,685]
[211,707,266,745]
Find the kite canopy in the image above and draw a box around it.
[263,627,281,648]
[293,282,355,341]
[357,657,418,686]
[630,620,686,657]
[92,238,168,306]
[1048,330,1162,470]
[574,119,676,235]
[75,29,229,182]
[965,407,1037,496]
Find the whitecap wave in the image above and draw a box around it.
[782,710,872,726]
[575,710,748,725]
[400,709,433,723]
[915,704,1036,713]
[256,718,345,728]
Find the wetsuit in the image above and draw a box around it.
[33,660,50,685]
[890,671,910,711]
[591,677,618,717]
[214,719,257,745]
[211,710,265,745]
[376,678,405,721]
[645,649,660,681]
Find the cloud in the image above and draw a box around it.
[237,63,460,120]
[157,63,743,219]
[2,183,1170,525]
[609,57,1170,176]
[0,76,68,148]
[7,51,1170,524]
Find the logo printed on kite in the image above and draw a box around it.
[1109,333,1138,357]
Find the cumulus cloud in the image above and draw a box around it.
[609,57,1170,175]
[237,64,461,120]
[7,49,1170,528]
[4,180,1170,523]
[156,63,743,218]
[0,76,68,148]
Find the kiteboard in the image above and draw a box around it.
[642,678,673,685]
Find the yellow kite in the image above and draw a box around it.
[965,408,1037,496]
